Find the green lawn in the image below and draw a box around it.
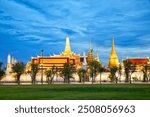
[0,84,150,100]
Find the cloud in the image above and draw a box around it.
[0,0,150,65]
[60,28,78,35]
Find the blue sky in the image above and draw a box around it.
[0,0,150,66]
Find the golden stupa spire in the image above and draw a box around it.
[60,36,77,57]
[87,39,94,63]
[108,36,119,68]
[64,36,72,53]
[111,36,117,56]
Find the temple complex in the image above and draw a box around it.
[3,35,150,82]
[108,36,119,68]
[29,36,103,73]
[30,36,84,71]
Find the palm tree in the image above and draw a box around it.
[77,68,86,83]
[124,61,130,82]
[110,66,118,83]
[61,63,74,84]
[98,66,105,84]
[124,60,136,84]
[142,64,149,82]
[129,65,136,84]
[45,69,52,84]
[88,60,101,84]
[30,63,39,85]
[0,62,5,84]
[12,62,24,85]
[118,64,122,82]
[45,66,58,84]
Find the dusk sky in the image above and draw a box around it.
[0,0,150,66]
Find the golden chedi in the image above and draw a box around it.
[87,47,94,63]
[108,36,119,68]
[60,36,77,57]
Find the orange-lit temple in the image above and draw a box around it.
[31,36,85,70]
[30,36,150,72]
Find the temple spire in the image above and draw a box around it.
[95,49,100,62]
[87,48,94,63]
[60,36,78,57]
[64,36,72,53]
[108,36,119,68]
[7,54,11,64]
[6,53,12,75]
[82,52,87,70]
[111,36,117,56]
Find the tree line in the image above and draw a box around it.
[0,60,150,85]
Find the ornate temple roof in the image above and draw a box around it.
[60,36,79,58]
[87,48,94,62]
[124,58,149,65]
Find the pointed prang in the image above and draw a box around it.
[95,49,100,62]
[7,54,11,64]
[83,52,87,65]
[6,53,12,75]
[82,52,87,70]
[12,57,14,64]
[64,36,72,53]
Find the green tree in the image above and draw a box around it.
[110,66,118,83]
[129,66,136,84]
[148,71,150,82]
[77,68,87,83]
[45,66,58,84]
[45,69,52,84]
[88,60,101,84]
[142,64,149,82]
[98,66,105,84]
[30,63,39,85]
[61,63,74,84]
[0,62,5,84]
[118,64,122,82]
[12,62,24,85]
[124,60,135,84]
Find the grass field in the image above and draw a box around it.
[0,84,150,100]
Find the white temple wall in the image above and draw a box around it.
[2,72,145,82]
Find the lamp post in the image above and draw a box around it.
[41,49,44,85]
